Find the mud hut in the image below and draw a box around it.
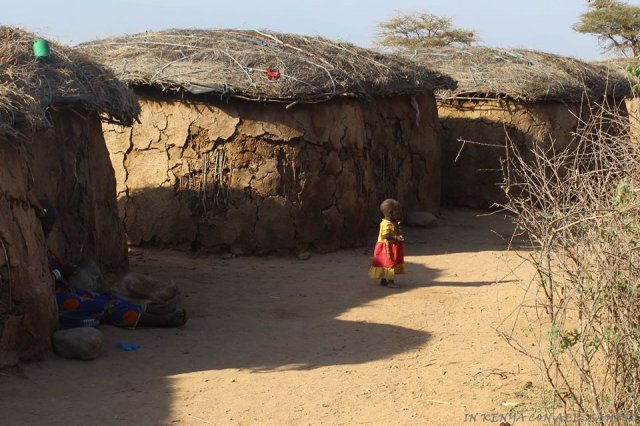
[408,47,631,209]
[77,29,454,254]
[0,27,139,360]
[593,58,639,139]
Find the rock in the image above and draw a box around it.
[71,258,106,293]
[404,211,438,228]
[297,251,312,261]
[110,272,179,303]
[52,327,104,360]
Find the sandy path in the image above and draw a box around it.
[1,209,542,425]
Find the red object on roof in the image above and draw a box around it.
[266,66,281,80]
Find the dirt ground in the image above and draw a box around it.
[1,209,545,425]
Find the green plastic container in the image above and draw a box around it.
[33,39,51,62]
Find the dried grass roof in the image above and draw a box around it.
[0,27,139,134]
[406,46,632,102]
[592,57,636,76]
[76,29,456,103]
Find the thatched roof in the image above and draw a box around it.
[592,57,637,76]
[406,46,632,102]
[0,27,139,134]
[75,29,456,103]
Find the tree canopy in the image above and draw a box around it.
[573,0,640,57]
[374,11,478,50]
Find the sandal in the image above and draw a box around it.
[386,281,401,289]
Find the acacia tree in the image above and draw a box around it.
[573,0,640,56]
[374,11,478,50]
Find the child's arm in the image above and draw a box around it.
[47,251,77,281]
[382,222,403,242]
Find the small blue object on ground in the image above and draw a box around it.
[116,342,140,351]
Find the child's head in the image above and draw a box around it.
[380,198,401,221]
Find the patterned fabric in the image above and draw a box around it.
[368,219,405,280]
[48,250,142,327]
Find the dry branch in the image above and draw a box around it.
[500,98,640,423]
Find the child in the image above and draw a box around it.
[368,198,405,288]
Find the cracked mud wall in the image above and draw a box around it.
[0,110,127,360]
[30,111,128,271]
[104,92,439,253]
[0,133,55,360]
[364,93,440,217]
[439,99,588,209]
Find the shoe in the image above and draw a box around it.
[167,308,188,327]
[386,281,401,289]
[137,308,188,328]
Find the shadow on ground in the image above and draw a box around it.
[403,207,528,256]
[1,208,520,425]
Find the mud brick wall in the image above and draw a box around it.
[438,99,591,209]
[0,110,128,360]
[104,92,440,254]
[0,133,55,360]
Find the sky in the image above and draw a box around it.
[2,0,640,61]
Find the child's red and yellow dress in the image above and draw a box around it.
[368,218,405,280]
